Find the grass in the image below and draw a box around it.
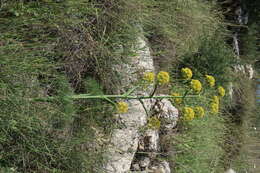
[141,0,224,71]
[171,115,226,173]
[165,65,230,172]
[222,76,260,173]
[0,0,258,172]
[0,1,119,172]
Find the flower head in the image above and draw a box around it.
[117,101,128,114]
[190,79,202,93]
[212,95,219,105]
[157,71,170,85]
[205,75,215,87]
[181,67,193,80]
[147,116,161,130]
[218,86,225,97]
[171,92,182,104]
[194,106,205,118]
[182,107,195,121]
[210,103,219,114]
[143,72,155,83]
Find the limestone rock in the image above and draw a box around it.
[225,168,237,173]
[105,99,150,173]
[245,64,254,79]
[149,161,171,173]
[139,157,151,169]
[151,97,179,130]
[139,129,160,152]
[105,128,139,172]
[105,33,155,173]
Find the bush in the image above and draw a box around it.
[180,35,235,85]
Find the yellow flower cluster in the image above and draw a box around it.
[147,116,161,130]
[210,103,219,114]
[194,106,205,118]
[181,67,193,80]
[117,101,128,114]
[212,95,219,105]
[210,96,219,114]
[190,79,202,93]
[171,92,182,104]
[143,72,155,83]
[157,71,170,85]
[218,86,225,97]
[205,75,215,87]
[182,107,195,121]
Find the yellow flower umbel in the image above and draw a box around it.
[182,107,195,121]
[117,101,128,114]
[194,106,205,118]
[210,103,219,114]
[147,116,161,130]
[212,95,220,105]
[181,67,193,80]
[205,75,215,87]
[143,72,155,83]
[157,71,170,85]
[190,79,202,93]
[218,86,225,97]
[171,92,182,104]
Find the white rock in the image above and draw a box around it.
[228,82,233,100]
[105,33,155,173]
[105,128,139,173]
[139,157,151,169]
[234,64,245,74]
[105,99,150,173]
[140,129,160,152]
[131,163,140,171]
[233,33,240,56]
[245,64,254,79]
[113,34,154,95]
[234,64,254,79]
[116,99,149,128]
[152,97,179,130]
[225,168,237,173]
[135,36,154,72]
[150,161,171,173]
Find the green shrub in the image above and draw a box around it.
[180,35,235,85]
[0,1,115,172]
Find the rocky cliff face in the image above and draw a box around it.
[104,31,178,173]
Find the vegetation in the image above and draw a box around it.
[0,0,258,173]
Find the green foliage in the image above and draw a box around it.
[0,0,115,172]
[223,77,259,172]
[241,24,259,63]
[180,35,235,85]
[171,115,226,173]
[141,0,224,70]
[0,0,254,172]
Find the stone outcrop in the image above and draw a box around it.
[104,33,178,173]
[225,168,237,173]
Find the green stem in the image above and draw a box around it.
[69,94,197,100]
[138,99,149,116]
[31,94,198,102]
[102,96,117,106]
[150,83,158,97]
[123,85,139,96]
[182,90,190,99]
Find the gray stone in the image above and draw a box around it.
[225,168,237,173]
[139,157,151,169]
[140,129,160,152]
[151,97,179,130]
[104,33,155,173]
[149,161,171,173]
[131,163,141,171]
